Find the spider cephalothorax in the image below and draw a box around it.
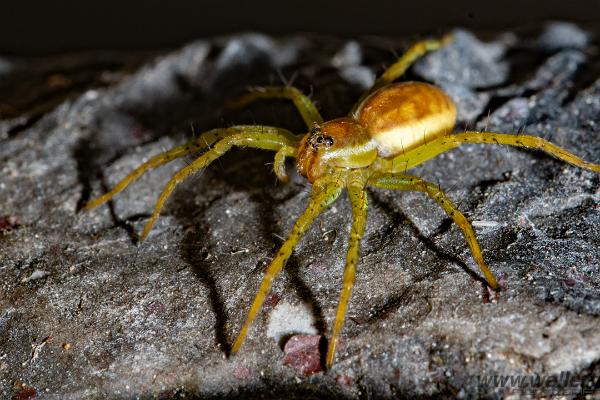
[84,34,600,368]
[297,119,377,182]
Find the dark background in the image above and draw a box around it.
[2,0,599,55]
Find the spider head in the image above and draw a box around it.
[296,118,378,183]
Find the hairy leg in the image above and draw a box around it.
[126,127,299,240]
[388,135,459,173]
[227,86,323,128]
[370,172,499,290]
[351,34,453,113]
[452,131,600,173]
[372,34,453,91]
[389,131,600,173]
[231,175,346,355]
[273,145,298,183]
[327,173,369,367]
[84,126,298,211]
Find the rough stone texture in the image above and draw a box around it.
[1,23,600,399]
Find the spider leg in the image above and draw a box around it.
[452,131,600,173]
[388,135,459,173]
[327,173,369,367]
[132,126,299,240]
[226,85,324,128]
[369,172,499,290]
[350,34,453,114]
[231,175,346,355]
[84,126,297,210]
[273,145,298,183]
[389,131,600,173]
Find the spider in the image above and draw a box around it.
[84,34,600,368]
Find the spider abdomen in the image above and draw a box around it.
[355,82,457,158]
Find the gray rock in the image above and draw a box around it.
[1,24,600,399]
[413,29,509,88]
[536,22,590,51]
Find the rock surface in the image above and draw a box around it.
[1,23,600,399]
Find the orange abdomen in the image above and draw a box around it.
[354,82,457,158]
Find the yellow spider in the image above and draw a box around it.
[84,34,600,367]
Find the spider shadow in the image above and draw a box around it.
[176,217,232,355]
[368,191,490,290]
[282,254,327,341]
[72,91,212,216]
[171,149,326,357]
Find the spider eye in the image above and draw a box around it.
[310,134,334,149]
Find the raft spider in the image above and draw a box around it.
[85,34,600,367]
